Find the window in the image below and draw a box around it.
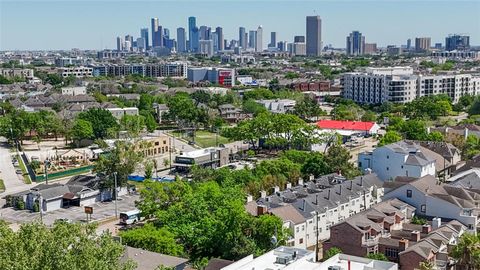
[296,227,299,233]
[299,238,303,244]
[302,225,305,231]
[387,155,389,159]
[407,190,412,198]
[386,167,389,171]
[385,248,399,258]
[421,204,426,213]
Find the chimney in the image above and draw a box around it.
[422,224,432,234]
[298,178,304,186]
[464,128,469,140]
[302,200,306,211]
[246,194,253,203]
[315,194,318,205]
[325,189,331,200]
[339,185,342,195]
[260,190,267,198]
[399,238,409,251]
[349,181,353,190]
[410,230,420,242]
[360,177,363,186]
[273,186,280,194]
[257,205,267,216]
[432,217,441,230]
[337,170,342,176]
[309,174,315,181]
[286,182,292,189]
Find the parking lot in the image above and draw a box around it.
[0,194,139,226]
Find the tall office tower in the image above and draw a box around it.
[163,28,170,39]
[346,31,365,56]
[306,15,322,56]
[116,36,124,51]
[435,43,442,49]
[151,18,159,47]
[294,36,305,43]
[239,27,246,49]
[140,28,149,50]
[176,27,186,53]
[249,30,257,49]
[191,27,199,52]
[212,32,219,52]
[136,37,146,51]
[153,26,164,47]
[364,43,377,54]
[188,16,197,51]
[277,41,286,51]
[255,25,263,52]
[415,37,431,52]
[199,40,214,57]
[406,38,412,50]
[269,32,277,48]
[445,34,470,51]
[199,26,211,40]
[215,27,224,51]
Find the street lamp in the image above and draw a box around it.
[113,172,118,218]
[36,194,43,223]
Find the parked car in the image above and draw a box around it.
[16,169,23,174]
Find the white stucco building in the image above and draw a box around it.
[358,141,436,181]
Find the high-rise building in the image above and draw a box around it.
[445,34,470,51]
[136,37,146,51]
[294,36,305,43]
[177,27,186,53]
[248,30,256,49]
[216,27,224,51]
[191,27,199,52]
[406,38,412,50]
[269,32,277,48]
[199,40,214,57]
[163,28,170,39]
[188,16,197,51]
[116,36,124,51]
[277,41,287,51]
[415,37,431,52]
[140,28,149,50]
[199,26,211,40]
[239,27,247,49]
[346,31,365,56]
[364,43,377,54]
[255,25,263,52]
[151,18,159,47]
[306,15,322,56]
[153,26,164,48]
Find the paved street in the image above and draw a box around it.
[0,139,32,192]
[0,194,139,226]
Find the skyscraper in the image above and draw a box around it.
[248,30,256,49]
[191,27,199,52]
[116,36,123,51]
[153,25,164,48]
[269,32,277,48]
[306,15,322,56]
[163,28,170,39]
[151,18,159,47]
[216,27,224,51]
[415,37,431,52]
[177,27,186,53]
[188,16,196,51]
[199,26,211,40]
[294,36,305,43]
[140,28,149,50]
[406,38,412,50]
[255,25,263,52]
[239,27,246,49]
[445,34,470,51]
[346,31,365,56]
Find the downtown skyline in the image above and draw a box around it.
[1,0,480,51]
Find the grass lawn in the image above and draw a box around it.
[171,130,232,148]
[16,155,32,184]
[128,180,146,191]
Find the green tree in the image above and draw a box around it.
[324,247,342,260]
[120,114,146,138]
[378,131,403,146]
[70,119,93,145]
[293,96,325,120]
[77,108,118,139]
[418,261,435,270]
[361,111,377,122]
[366,253,388,261]
[242,99,267,116]
[94,140,144,187]
[450,233,480,270]
[325,145,360,179]
[427,131,444,142]
[120,223,184,256]
[401,119,429,141]
[0,221,135,270]
[301,153,330,177]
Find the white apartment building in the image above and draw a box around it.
[106,107,139,119]
[246,173,384,249]
[358,141,436,181]
[0,68,34,79]
[418,74,480,103]
[342,66,480,104]
[59,66,93,78]
[61,86,87,96]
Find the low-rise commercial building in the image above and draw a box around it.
[174,147,229,172]
[255,99,296,113]
[187,67,235,87]
[106,107,139,119]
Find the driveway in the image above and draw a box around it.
[0,139,31,192]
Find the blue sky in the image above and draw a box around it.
[1,0,479,50]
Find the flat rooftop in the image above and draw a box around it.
[178,147,223,158]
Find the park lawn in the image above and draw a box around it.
[171,130,232,148]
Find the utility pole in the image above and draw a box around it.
[315,211,319,262]
[113,172,118,218]
[37,194,43,224]
[44,159,50,185]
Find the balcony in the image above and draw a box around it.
[362,237,379,247]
